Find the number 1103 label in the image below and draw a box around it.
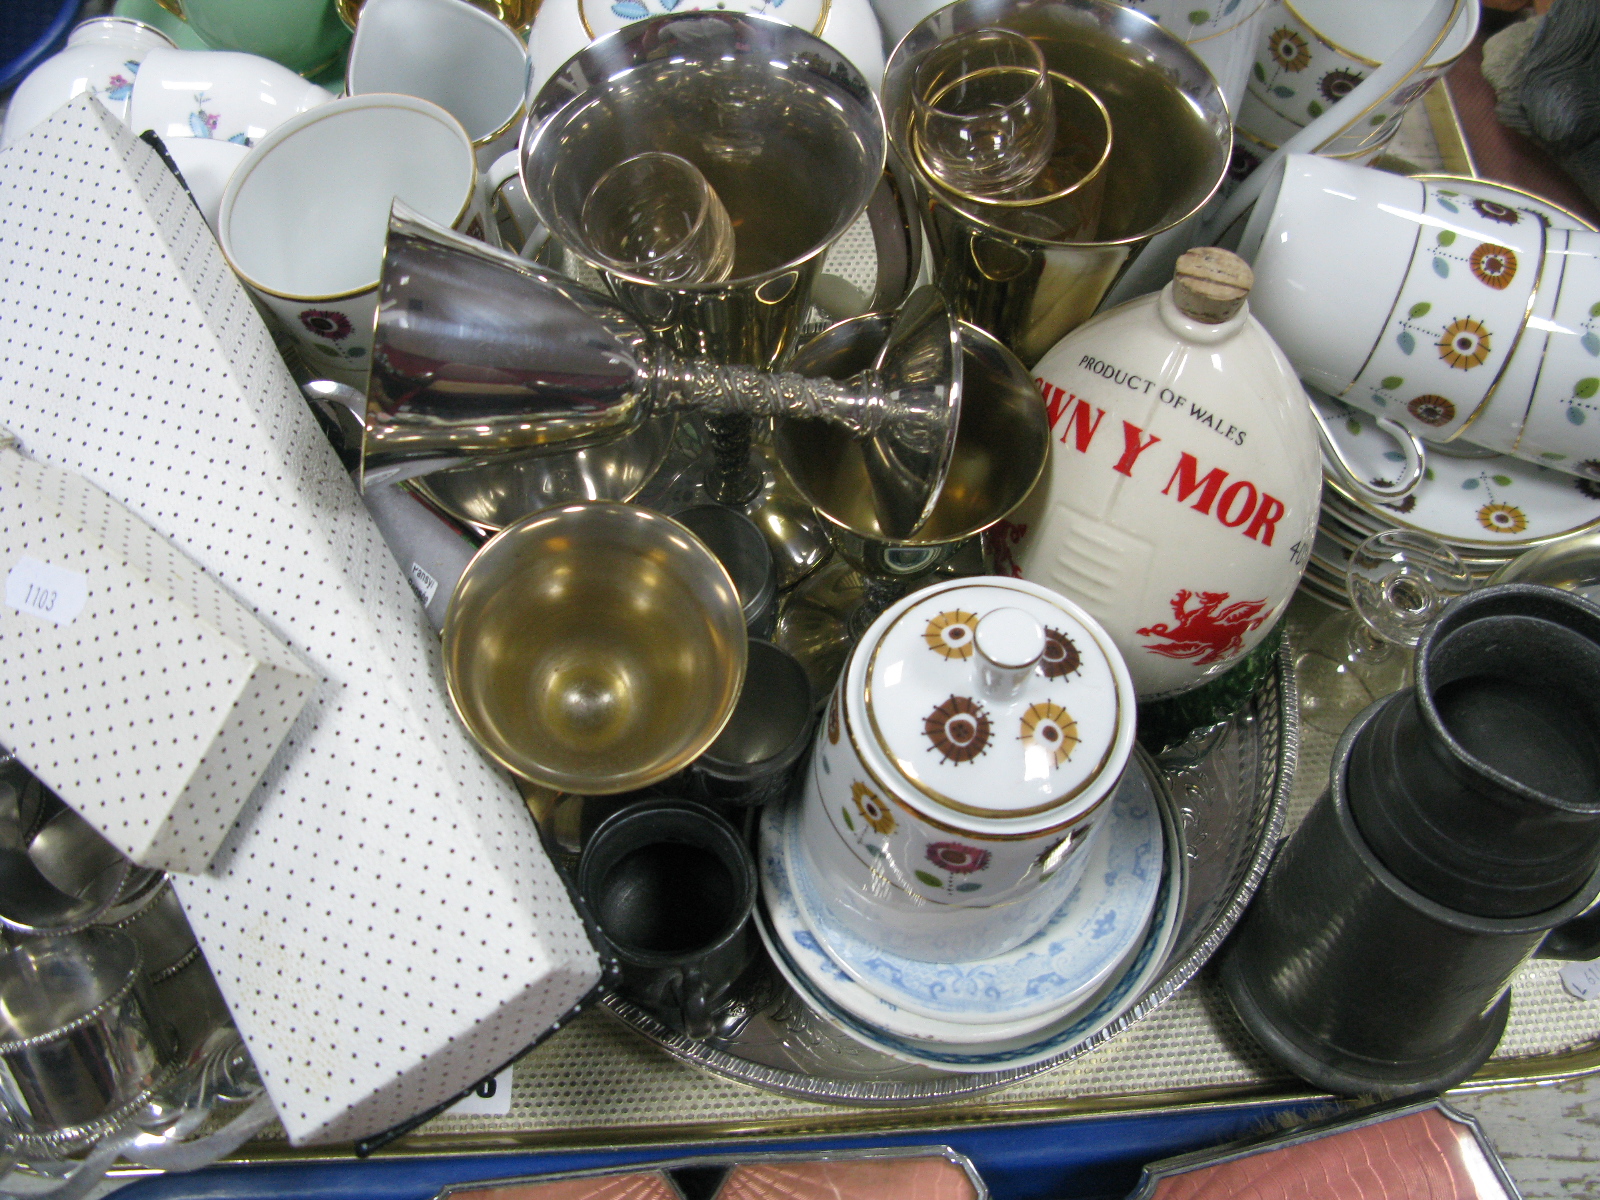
[5,556,87,626]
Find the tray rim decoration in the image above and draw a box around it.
[249,632,1600,1163]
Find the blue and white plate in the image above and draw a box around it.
[754,764,1184,1071]
[782,765,1163,1026]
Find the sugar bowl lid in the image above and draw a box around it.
[859,579,1135,822]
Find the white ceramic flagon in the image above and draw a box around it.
[1005,253,1321,699]
[796,577,1137,964]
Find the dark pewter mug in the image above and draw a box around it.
[1222,585,1600,1097]
[689,641,815,808]
[576,800,755,1038]
[1344,583,1600,918]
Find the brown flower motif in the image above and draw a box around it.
[1438,318,1492,370]
[924,695,991,763]
[1319,68,1365,102]
[1406,394,1456,427]
[1477,502,1528,534]
[923,610,978,659]
[1468,243,1517,290]
[1020,701,1079,768]
[1267,27,1311,71]
[1472,198,1521,226]
[1039,627,1082,679]
[827,688,840,745]
[851,781,894,834]
[1576,477,1600,501]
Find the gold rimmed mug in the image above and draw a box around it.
[217,93,496,391]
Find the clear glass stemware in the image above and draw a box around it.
[1298,528,1475,739]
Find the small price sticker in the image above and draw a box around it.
[1561,960,1600,1001]
[5,556,86,626]
[443,1067,514,1116]
[408,562,439,606]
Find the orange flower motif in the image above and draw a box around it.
[1020,701,1078,768]
[922,610,978,659]
[1469,243,1517,290]
[1477,503,1527,535]
[851,782,895,835]
[1438,318,1492,370]
[1268,27,1311,71]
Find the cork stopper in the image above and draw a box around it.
[1173,247,1253,324]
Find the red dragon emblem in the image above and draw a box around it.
[984,519,1027,579]
[1137,589,1270,666]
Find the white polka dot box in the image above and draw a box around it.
[0,99,603,1146]
[0,442,319,875]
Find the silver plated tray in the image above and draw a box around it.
[597,637,1298,1105]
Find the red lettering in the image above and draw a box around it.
[1112,422,1161,477]
[1162,453,1229,516]
[1217,480,1258,528]
[1245,493,1286,545]
[1060,398,1106,454]
[1035,378,1072,430]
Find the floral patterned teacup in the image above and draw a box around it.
[1250,155,1547,449]
[1237,0,1476,157]
[1122,0,1274,113]
[793,578,1136,964]
[217,93,495,389]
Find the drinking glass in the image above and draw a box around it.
[1298,529,1474,738]
[911,28,1056,198]
[580,152,735,285]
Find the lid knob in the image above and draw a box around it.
[975,608,1046,702]
[1173,247,1253,324]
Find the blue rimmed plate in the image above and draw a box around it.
[782,763,1162,1027]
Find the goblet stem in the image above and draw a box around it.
[703,414,762,507]
[849,574,910,639]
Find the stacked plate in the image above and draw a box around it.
[755,757,1184,1072]
[1305,176,1600,609]
[1306,389,1600,608]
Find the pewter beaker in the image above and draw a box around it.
[883,0,1231,365]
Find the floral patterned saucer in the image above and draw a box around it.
[753,773,1182,1071]
[768,758,1162,1029]
[1313,390,1600,548]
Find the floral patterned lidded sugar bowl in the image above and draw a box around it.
[795,577,1137,963]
